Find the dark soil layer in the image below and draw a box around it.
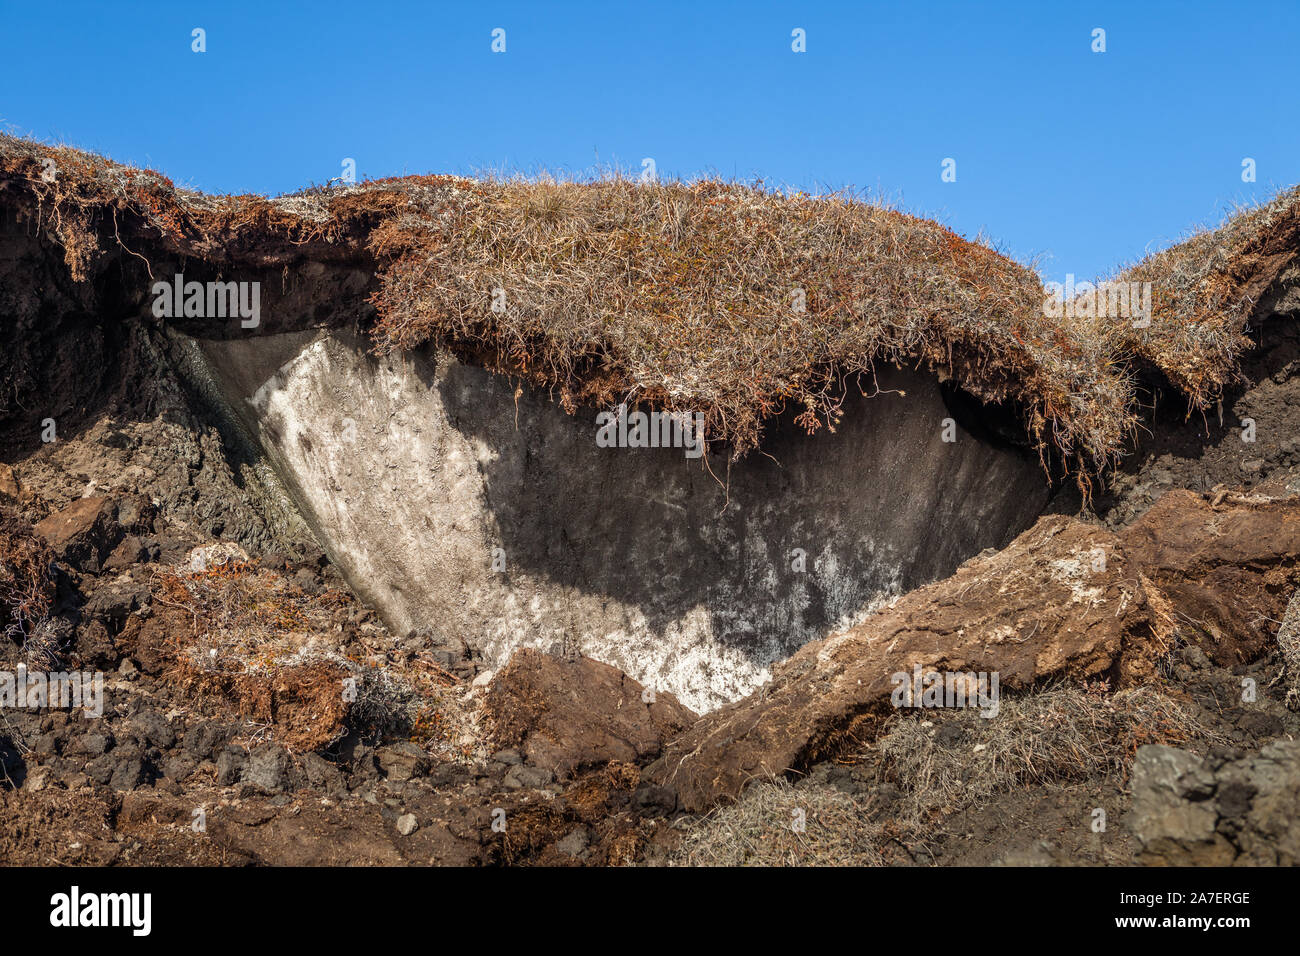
[1098,273,1300,525]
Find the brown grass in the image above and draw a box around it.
[866,682,1224,830]
[2,133,1295,480]
[365,175,1137,474]
[1116,185,1300,404]
[670,681,1223,865]
[668,776,883,867]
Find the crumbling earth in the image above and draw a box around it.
[4,424,1298,866]
[2,137,1300,866]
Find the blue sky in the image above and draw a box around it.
[2,0,1296,281]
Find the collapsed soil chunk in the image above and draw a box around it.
[486,648,696,779]
[648,490,1300,812]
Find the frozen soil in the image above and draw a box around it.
[3,310,1299,866]
[1,174,1298,866]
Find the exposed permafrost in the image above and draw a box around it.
[186,329,1051,712]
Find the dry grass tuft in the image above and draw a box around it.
[669,776,883,867]
[671,682,1223,865]
[1116,185,1300,405]
[365,174,1133,472]
[868,682,1224,830]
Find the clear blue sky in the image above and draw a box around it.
[2,0,1296,281]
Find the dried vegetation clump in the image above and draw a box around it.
[669,776,883,867]
[366,175,1137,474]
[671,681,1223,865]
[867,682,1223,829]
[0,135,383,281]
[0,508,55,641]
[2,133,1296,478]
[154,560,478,757]
[1116,185,1300,404]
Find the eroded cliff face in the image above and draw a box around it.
[0,185,1056,712]
[184,328,1051,712]
[2,145,1300,864]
